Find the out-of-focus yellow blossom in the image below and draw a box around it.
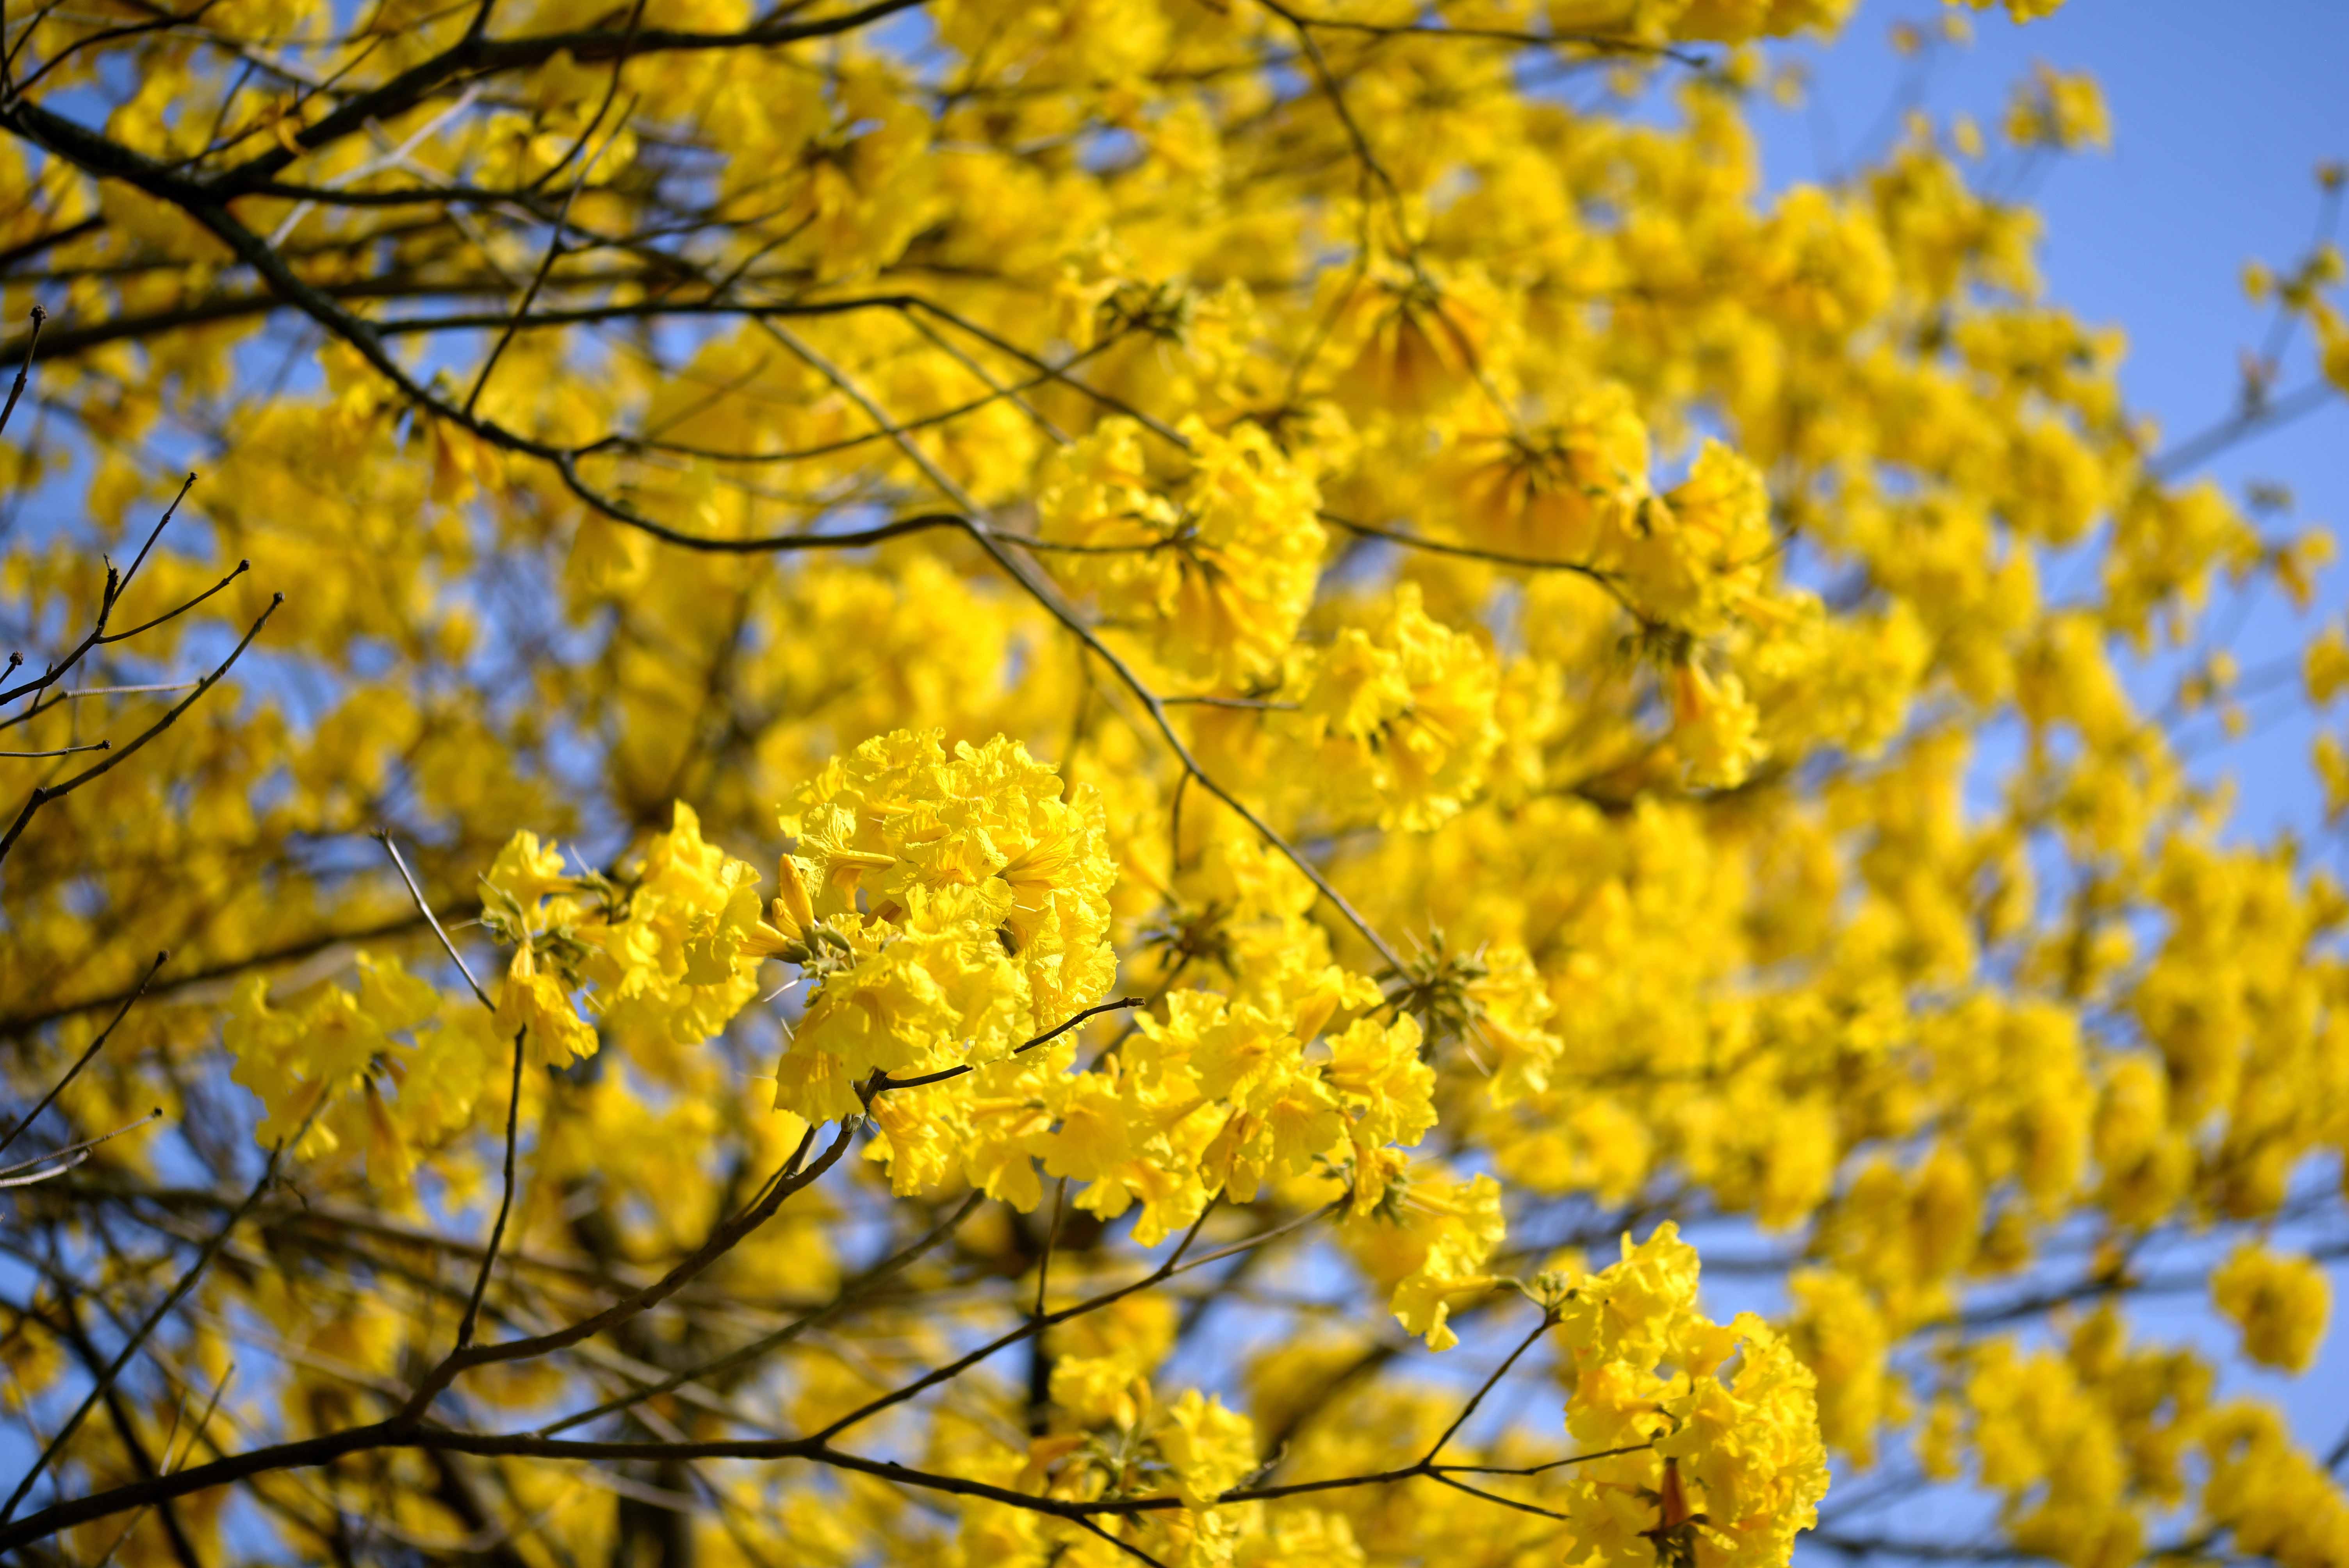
[224,955,497,1181]
[1157,1389,1257,1511]
[1787,1269,1895,1467]
[1035,416,1326,686]
[2212,1244,2333,1374]
[1288,583,1502,829]
[2005,64,2111,151]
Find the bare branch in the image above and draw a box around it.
[0,951,166,1160]
[0,740,107,758]
[1420,1308,1553,1466]
[0,592,280,869]
[0,303,46,439]
[374,829,494,1010]
[452,1029,526,1352]
[0,1121,298,1525]
[535,1189,985,1436]
[0,1108,166,1186]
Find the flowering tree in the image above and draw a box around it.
[3,0,2348,1562]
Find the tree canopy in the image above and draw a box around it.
[3,0,2349,1563]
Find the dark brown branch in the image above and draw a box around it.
[47,1300,210,1568]
[806,1203,1312,1444]
[397,1122,842,1415]
[871,996,1147,1092]
[0,1126,293,1524]
[462,120,609,416]
[0,216,100,276]
[535,1189,986,1436]
[1276,9,1706,67]
[0,593,281,869]
[453,1030,527,1351]
[1426,1469,1572,1522]
[0,475,200,711]
[93,562,248,646]
[1320,510,1631,598]
[1073,1515,1167,1566]
[1420,1309,1552,1465]
[207,0,934,195]
[2,983,156,1147]
[0,302,47,438]
[0,1395,1648,1551]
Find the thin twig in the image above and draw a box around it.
[399,1122,843,1417]
[1426,1469,1572,1522]
[0,593,280,868]
[0,1392,1649,1551]
[535,1189,985,1436]
[95,559,248,644]
[1421,1309,1552,1464]
[452,1029,526,1351]
[373,829,493,1009]
[0,1119,300,1524]
[89,1359,233,1568]
[1073,1514,1167,1566]
[0,303,46,439]
[0,951,165,1160]
[463,105,628,415]
[0,476,200,711]
[0,1108,164,1185]
[0,739,106,758]
[808,1203,1322,1444]
[55,683,202,698]
[873,996,1144,1091]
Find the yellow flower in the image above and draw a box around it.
[494,943,599,1070]
[1156,1390,1256,1511]
[2212,1244,2332,1374]
[1290,583,1501,830]
[1035,417,1326,685]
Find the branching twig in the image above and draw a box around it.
[0,302,46,438]
[0,1120,299,1524]
[452,1029,526,1352]
[535,1190,985,1436]
[0,951,165,1160]
[0,1108,164,1186]
[0,592,280,868]
[374,829,494,1010]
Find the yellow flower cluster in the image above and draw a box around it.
[477,806,771,1072]
[1918,1306,2349,1568]
[223,956,498,1185]
[770,729,1118,1116]
[2212,1244,2334,1374]
[1289,583,1502,830]
[1035,417,1327,686]
[1550,1224,1830,1568]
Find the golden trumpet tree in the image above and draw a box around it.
[1,0,2347,1563]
